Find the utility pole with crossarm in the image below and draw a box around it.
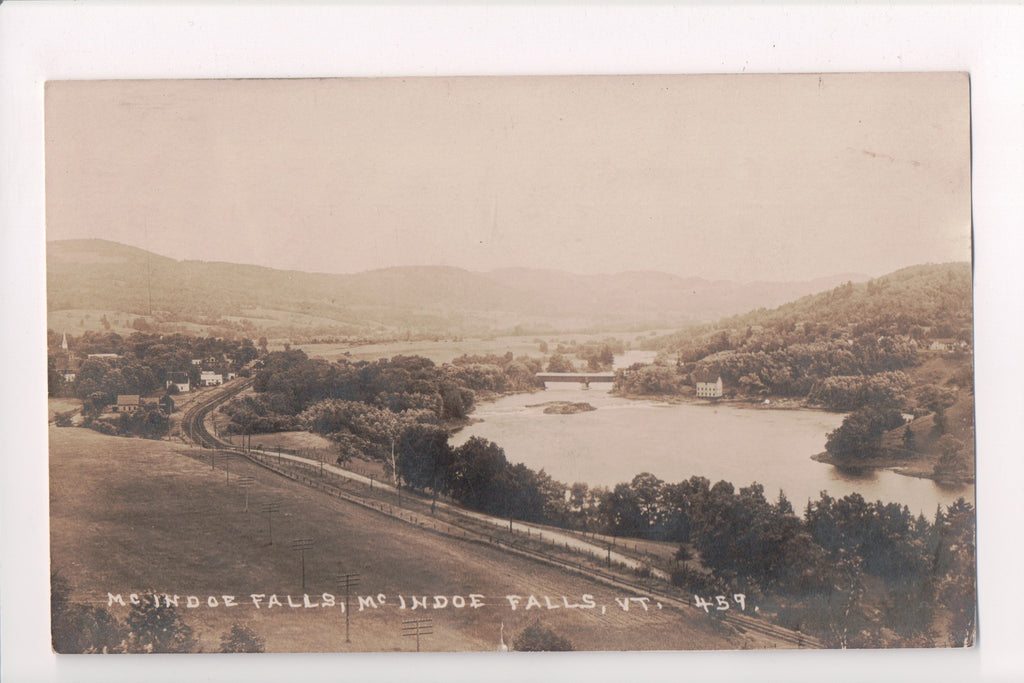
[290,538,315,591]
[335,571,360,644]
[401,618,432,652]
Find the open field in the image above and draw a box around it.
[296,331,671,365]
[50,425,740,653]
[47,398,81,422]
[228,430,336,453]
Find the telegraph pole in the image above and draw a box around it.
[237,476,255,512]
[290,538,315,591]
[401,618,432,652]
[260,502,280,545]
[335,571,360,644]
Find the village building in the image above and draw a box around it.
[191,359,203,366]
[165,371,191,393]
[200,371,223,387]
[158,394,176,415]
[113,395,141,413]
[87,353,120,360]
[62,372,77,383]
[694,369,724,399]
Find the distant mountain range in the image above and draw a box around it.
[47,239,868,339]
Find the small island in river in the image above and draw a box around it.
[526,401,598,415]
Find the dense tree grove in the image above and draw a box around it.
[613,363,689,395]
[824,405,906,459]
[584,473,975,648]
[806,371,912,412]
[513,620,574,651]
[226,350,544,463]
[689,335,918,399]
[219,624,266,653]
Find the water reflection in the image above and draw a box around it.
[830,465,880,481]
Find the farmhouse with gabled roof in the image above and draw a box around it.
[113,395,141,413]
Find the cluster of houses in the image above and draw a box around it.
[54,333,242,416]
[177,357,240,392]
[165,356,238,393]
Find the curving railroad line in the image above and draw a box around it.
[180,377,254,449]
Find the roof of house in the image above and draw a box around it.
[693,368,721,384]
[116,394,141,405]
[167,371,189,382]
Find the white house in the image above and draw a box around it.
[200,372,223,387]
[165,372,191,393]
[694,368,724,399]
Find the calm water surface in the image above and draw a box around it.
[452,384,974,516]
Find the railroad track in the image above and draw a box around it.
[180,377,254,449]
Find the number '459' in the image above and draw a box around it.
[694,594,746,612]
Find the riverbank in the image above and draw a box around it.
[610,390,820,412]
[811,451,975,486]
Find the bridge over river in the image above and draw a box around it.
[536,372,615,388]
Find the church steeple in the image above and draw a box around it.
[60,332,69,351]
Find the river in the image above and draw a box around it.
[451,382,974,516]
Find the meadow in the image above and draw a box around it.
[49,425,737,652]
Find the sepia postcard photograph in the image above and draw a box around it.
[42,72,977,657]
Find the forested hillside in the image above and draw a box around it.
[618,263,974,480]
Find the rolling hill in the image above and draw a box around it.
[47,238,867,340]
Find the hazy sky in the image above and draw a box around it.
[46,73,971,282]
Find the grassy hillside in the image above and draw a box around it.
[50,425,739,653]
